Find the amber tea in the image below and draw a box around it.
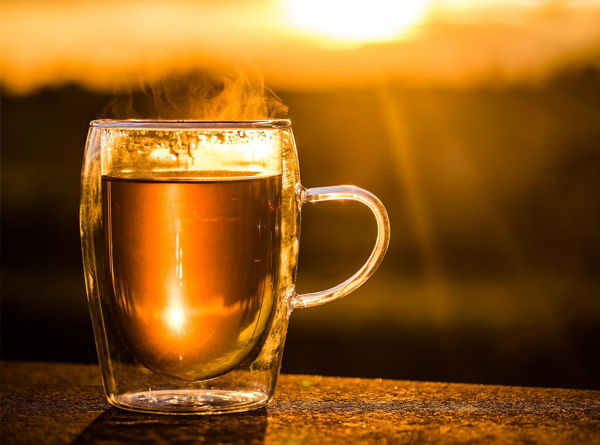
[102,172,282,382]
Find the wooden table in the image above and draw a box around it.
[1,361,599,444]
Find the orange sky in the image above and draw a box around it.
[2,0,600,95]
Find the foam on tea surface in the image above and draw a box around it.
[100,126,282,179]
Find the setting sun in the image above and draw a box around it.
[283,0,431,44]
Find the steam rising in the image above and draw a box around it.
[102,62,288,120]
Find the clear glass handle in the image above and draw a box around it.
[291,185,391,309]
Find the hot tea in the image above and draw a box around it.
[102,172,282,382]
[82,120,388,414]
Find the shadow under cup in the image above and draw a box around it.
[81,120,389,414]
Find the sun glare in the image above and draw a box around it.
[168,308,183,329]
[283,0,431,44]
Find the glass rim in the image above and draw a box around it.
[90,119,291,130]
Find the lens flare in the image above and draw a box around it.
[283,0,431,44]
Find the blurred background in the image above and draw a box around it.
[2,0,600,390]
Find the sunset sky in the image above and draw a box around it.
[2,0,600,94]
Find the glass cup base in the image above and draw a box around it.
[110,389,269,415]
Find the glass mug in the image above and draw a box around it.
[80,120,390,414]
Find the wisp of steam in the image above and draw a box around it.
[102,61,288,120]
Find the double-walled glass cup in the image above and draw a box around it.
[80,120,390,414]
